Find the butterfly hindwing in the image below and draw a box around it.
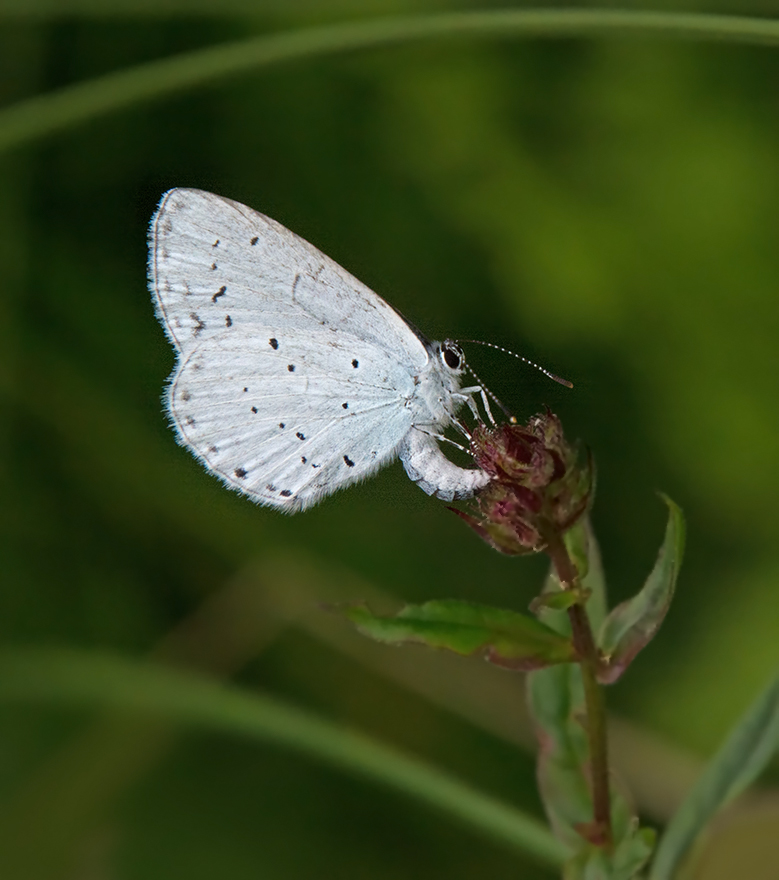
[168,325,415,510]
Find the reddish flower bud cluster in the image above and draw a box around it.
[453,411,593,555]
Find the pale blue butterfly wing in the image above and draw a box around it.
[149,188,488,511]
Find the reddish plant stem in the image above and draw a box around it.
[545,531,613,848]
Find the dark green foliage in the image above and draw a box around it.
[3,7,779,878]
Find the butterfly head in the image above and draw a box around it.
[437,339,465,375]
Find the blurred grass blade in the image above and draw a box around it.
[4,11,779,153]
[597,496,685,684]
[346,599,576,670]
[650,673,779,880]
[0,0,320,12]
[0,647,567,868]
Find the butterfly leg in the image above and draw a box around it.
[476,386,497,426]
[457,385,497,426]
[453,386,481,422]
[451,416,473,442]
[417,426,468,454]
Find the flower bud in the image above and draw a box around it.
[452,411,592,555]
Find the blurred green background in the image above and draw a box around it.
[2,2,779,878]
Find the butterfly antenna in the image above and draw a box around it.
[460,339,573,389]
[465,362,514,423]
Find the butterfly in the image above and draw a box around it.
[148,188,491,512]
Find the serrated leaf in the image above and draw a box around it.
[345,600,576,670]
[597,495,685,684]
[650,672,779,880]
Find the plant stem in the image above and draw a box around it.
[546,532,613,848]
[569,604,612,847]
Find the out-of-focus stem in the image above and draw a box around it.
[569,603,612,847]
[545,532,613,848]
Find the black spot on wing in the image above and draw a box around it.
[279,422,285,429]
[251,406,258,414]
[210,262,217,271]
[287,364,295,372]
[212,285,226,303]
[251,236,259,246]
[342,402,348,409]
[296,432,305,441]
[280,490,293,498]
[269,338,279,349]
[225,315,232,327]
[344,455,355,468]
[235,467,247,479]
[352,359,359,368]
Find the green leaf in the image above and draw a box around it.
[527,664,593,850]
[527,661,655,867]
[530,586,592,614]
[564,516,592,582]
[346,600,576,670]
[565,826,655,880]
[578,517,609,632]
[0,647,567,868]
[650,672,779,880]
[538,517,607,636]
[612,826,656,878]
[597,495,685,684]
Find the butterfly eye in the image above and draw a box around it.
[440,341,464,372]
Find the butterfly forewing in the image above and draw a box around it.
[150,189,429,369]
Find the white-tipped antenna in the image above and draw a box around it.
[460,339,574,389]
